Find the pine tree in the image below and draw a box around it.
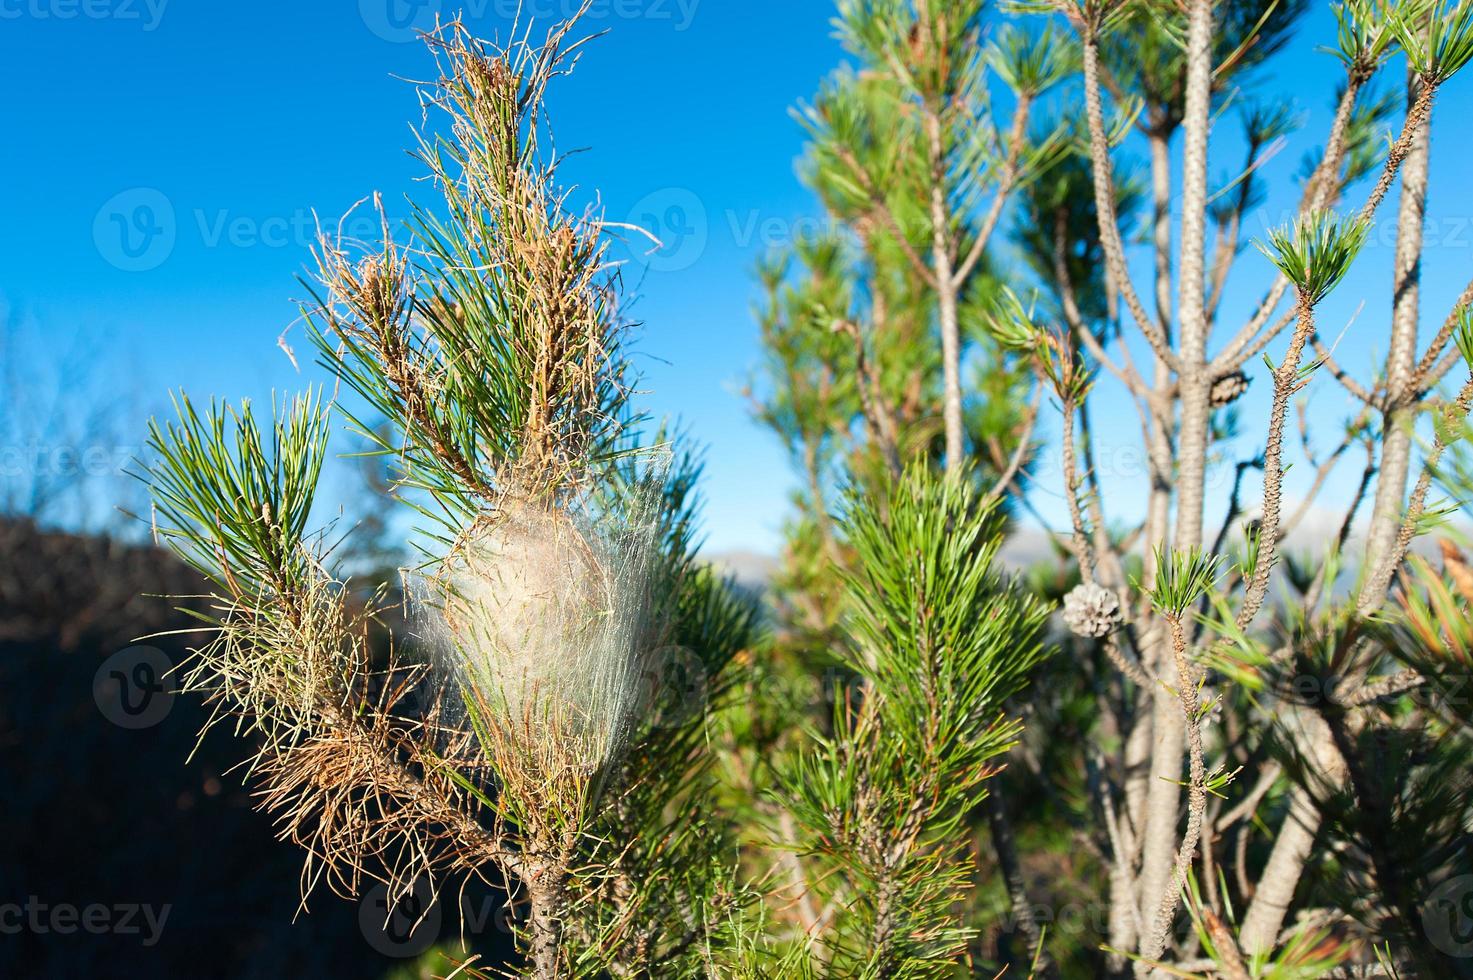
[133,3,1473,977]
[142,16,756,978]
[983,0,1473,974]
[756,0,1473,976]
[767,464,1052,975]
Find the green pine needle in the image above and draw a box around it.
[1255,210,1369,305]
[1392,0,1473,83]
[1142,545,1226,620]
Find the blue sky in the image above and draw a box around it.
[1,0,840,551]
[3,1,1472,557]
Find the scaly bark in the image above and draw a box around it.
[1362,73,1431,592]
[927,108,965,472]
[1240,78,1445,955]
[528,863,567,979]
[1238,709,1347,954]
[1137,2,1215,959]
[1140,614,1210,968]
[1171,0,1215,556]
[986,791,1054,977]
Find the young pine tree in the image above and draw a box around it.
[745,0,1075,972]
[143,16,755,979]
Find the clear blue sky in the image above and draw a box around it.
[1,0,843,553]
[3,1,1471,556]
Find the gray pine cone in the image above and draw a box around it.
[1210,371,1250,407]
[1062,582,1122,638]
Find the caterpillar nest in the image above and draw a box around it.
[421,493,660,772]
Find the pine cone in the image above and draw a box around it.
[1062,582,1122,638]
[1210,371,1250,407]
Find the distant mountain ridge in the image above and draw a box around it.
[703,549,780,591]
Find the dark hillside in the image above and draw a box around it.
[0,519,506,978]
